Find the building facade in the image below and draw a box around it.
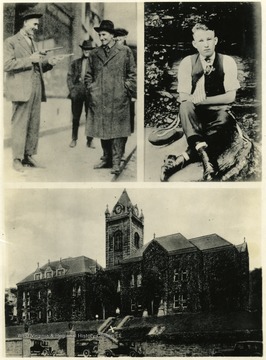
[15,190,249,324]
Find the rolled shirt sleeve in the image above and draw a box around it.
[177,56,192,95]
[223,55,240,92]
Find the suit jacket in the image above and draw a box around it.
[4,31,53,102]
[67,57,87,99]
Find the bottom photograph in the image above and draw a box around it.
[4,188,262,357]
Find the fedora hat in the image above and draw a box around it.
[79,40,94,50]
[21,10,43,21]
[114,28,128,37]
[94,20,115,34]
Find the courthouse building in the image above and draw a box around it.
[16,190,249,324]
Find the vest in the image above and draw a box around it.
[191,53,225,96]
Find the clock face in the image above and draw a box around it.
[115,204,123,214]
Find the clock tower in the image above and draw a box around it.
[105,189,144,269]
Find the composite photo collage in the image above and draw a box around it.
[1,1,264,358]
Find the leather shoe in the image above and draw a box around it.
[110,164,121,175]
[197,147,215,181]
[94,160,112,169]
[86,139,95,149]
[69,140,77,148]
[160,154,189,182]
[13,159,24,172]
[22,155,38,168]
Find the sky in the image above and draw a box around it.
[3,187,262,288]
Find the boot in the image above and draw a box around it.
[196,142,215,181]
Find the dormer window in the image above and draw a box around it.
[34,273,41,280]
[46,271,52,278]
[57,269,64,276]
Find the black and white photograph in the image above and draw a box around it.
[3,3,137,182]
[4,188,262,357]
[1,0,264,359]
[144,2,261,182]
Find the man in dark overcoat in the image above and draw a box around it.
[67,40,95,148]
[84,20,136,175]
[4,11,60,172]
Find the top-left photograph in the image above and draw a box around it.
[3,2,137,182]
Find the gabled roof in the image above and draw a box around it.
[189,233,233,251]
[123,233,196,264]
[236,241,248,253]
[17,256,101,285]
[156,233,196,254]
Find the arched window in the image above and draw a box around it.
[134,232,140,248]
[114,231,122,251]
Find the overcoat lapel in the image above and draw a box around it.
[95,44,122,65]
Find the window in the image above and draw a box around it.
[181,270,189,282]
[114,231,122,251]
[35,273,41,280]
[174,269,179,282]
[47,310,52,318]
[46,271,52,278]
[131,300,136,312]
[134,233,140,249]
[47,289,52,297]
[174,293,179,308]
[174,293,188,309]
[38,311,42,319]
[73,287,76,297]
[137,274,142,287]
[38,291,41,299]
[130,274,135,287]
[57,269,64,276]
[77,286,81,296]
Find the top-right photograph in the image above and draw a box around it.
[144,2,261,182]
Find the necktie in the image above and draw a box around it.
[103,45,110,57]
[204,57,213,75]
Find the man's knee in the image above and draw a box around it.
[179,101,196,116]
[216,110,235,128]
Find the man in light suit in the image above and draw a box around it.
[67,40,95,149]
[4,11,60,172]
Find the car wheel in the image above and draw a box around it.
[105,350,112,357]
[130,351,137,357]
[83,349,90,357]
[42,349,48,356]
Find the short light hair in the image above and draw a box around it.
[192,23,215,37]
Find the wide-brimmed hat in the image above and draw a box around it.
[94,20,115,34]
[114,28,128,37]
[21,10,43,21]
[79,40,94,50]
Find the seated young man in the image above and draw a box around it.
[161,23,240,181]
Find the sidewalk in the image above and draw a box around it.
[4,98,137,183]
